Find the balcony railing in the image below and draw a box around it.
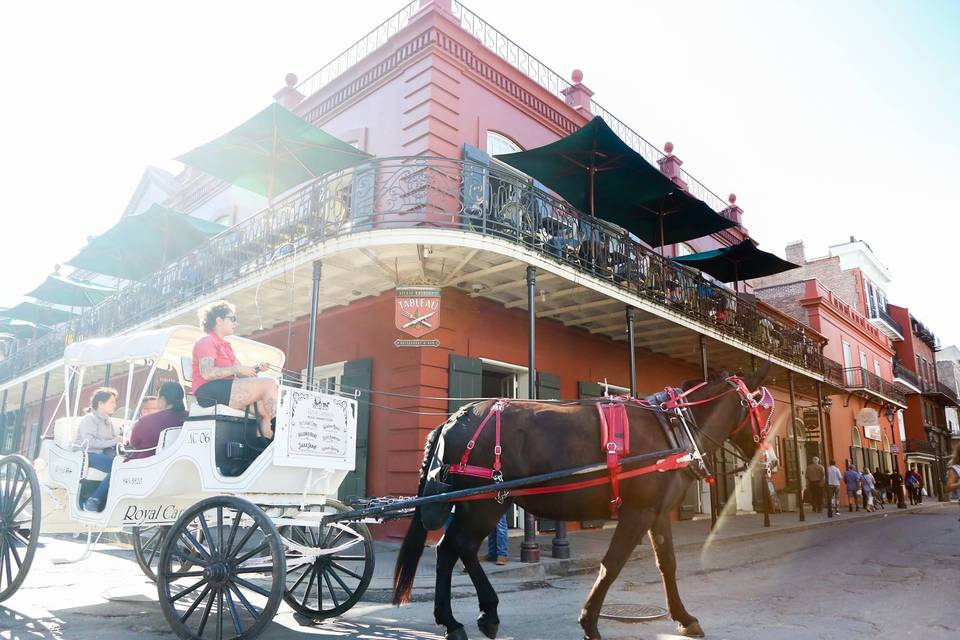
[893,361,920,388]
[0,157,824,385]
[868,304,904,337]
[841,366,907,405]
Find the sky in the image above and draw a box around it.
[1,0,958,344]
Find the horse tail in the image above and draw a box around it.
[392,424,444,606]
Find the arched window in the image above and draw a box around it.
[851,428,864,471]
[486,131,523,155]
[676,242,697,257]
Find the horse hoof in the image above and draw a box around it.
[477,613,499,639]
[446,627,469,640]
[678,620,705,638]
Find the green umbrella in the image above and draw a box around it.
[26,275,113,307]
[2,301,76,325]
[176,103,373,203]
[0,318,50,339]
[673,239,799,292]
[495,116,735,247]
[66,204,225,280]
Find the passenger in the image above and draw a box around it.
[192,300,277,438]
[125,382,187,461]
[139,395,159,417]
[76,387,120,512]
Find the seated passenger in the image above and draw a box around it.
[125,382,187,461]
[192,300,277,438]
[138,395,159,417]
[76,387,120,512]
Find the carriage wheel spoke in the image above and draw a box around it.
[216,588,224,639]
[322,568,340,608]
[227,582,261,620]
[234,542,270,566]
[329,555,366,561]
[229,519,260,560]
[198,513,217,560]
[217,506,224,561]
[0,539,7,590]
[223,509,242,557]
[6,534,23,569]
[231,576,272,598]
[171,577,209,602]
[329,560,362,581]
[167,569,205,578]
[289,563,313,593]
[11,492,33,520]
[3,539,12,587]
[302,564,317,606]
[326,562,354,595]
[180,526,212,562]
[8,476,28,518]
[145,529,165,569]
[179,583,212,622]
[224,584,243,634]
[195,586,216,636]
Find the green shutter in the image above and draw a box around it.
[536,372,561,400]
[338,358,372,501]
[448,354,482,414]
[578,381,604,399]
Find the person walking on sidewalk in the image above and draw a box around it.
[844,463,862,512]
[806,457,826,513]
[889,467,905,508]
[905,467,922,505]
[945,444,960,521]
[874,468,888,506]
[485,514,509,565]
[826,460,842,517]
[862,468,876,512]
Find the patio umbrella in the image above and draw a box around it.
[66,204,225,280]
[0,318,50,339]
[26,275,113,307]
[495,116,735,248]
[2,301,76,325]
[672,239,799,292]
[176,103,374,203]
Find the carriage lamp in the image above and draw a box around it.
[884,404,896,425]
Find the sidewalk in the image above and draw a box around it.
[367,500,950,592]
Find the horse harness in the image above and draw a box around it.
[444,377,775,516]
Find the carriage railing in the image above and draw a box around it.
[0,157,824,384]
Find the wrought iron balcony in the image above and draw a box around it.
[0,157,825,385]
[893,361,920,389]
[841,365,907,405]
[867,304,904,338]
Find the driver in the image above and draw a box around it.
[191,300,277,438]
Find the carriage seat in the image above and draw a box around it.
[156,427,182,453]
[188,401,250,419]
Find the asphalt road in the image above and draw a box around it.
[1,504,957,640]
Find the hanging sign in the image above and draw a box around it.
[395,286,441,339]
[856,408,882,441]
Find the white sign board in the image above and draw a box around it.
[863,423,882,441]
[274,385,357,470]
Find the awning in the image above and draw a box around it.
[1,301,76,325]
[26,275,113,307]
[177,103,374,202]
[672,239,799,289]
[66,204,224,280]
[0,318,50,339]
[495,116,736,247]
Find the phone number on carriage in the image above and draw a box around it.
[122,504,183,525]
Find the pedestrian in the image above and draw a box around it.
[905,467,922,505]
[945,444,960,521]
[889,467,904,507]
[826,459,842,518]
[843,462,862,512]
[485,514,509,565]
[874,468,888,505]
[805,456,826,513]
[862,468,876,511]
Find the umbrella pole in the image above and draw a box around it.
[268,105,279,208]
[660,212,668,298]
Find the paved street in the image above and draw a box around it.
[1,503,957,640]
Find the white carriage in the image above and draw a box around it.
[0,326,375,640]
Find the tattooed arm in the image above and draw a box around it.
[199,356,257,380]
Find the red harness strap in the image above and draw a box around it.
[598,401,630,516]
[448,399,509,480]
[453,452,691,503]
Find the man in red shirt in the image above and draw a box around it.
[191,300,277,438]
[126,382,188,460]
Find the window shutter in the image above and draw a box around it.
[448,354,483,414]
[536,372,561,400]
[338,358,372,501]
[578,381,604,399]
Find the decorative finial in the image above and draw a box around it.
[571,69,583,83]
[664,141,674,154]
[728,193,737,205]
[284,73,298,87]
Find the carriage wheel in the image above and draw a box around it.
[157,496,285,640]
[133,525,201,582]
[280,499,374,619]
[0,455,41,603]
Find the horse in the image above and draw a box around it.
[392,365,772,640]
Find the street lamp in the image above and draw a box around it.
[821,396,833,412]
[885,404,907,508]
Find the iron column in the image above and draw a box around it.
[626,307,637,396]
[788,370,804,521]
[32,372,50,459]
[522,266,541,563]
[306,260,323,386]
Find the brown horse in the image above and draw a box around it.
[393,366,770,640]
